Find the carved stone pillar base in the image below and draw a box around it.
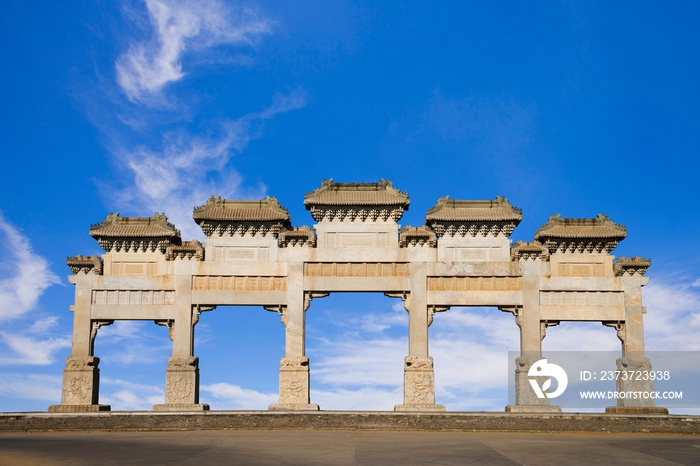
[153,403,210,412]
[50,356,108,411]
[505,405,562,413]
[394,356,444,412]
[161,356,201,406]
[513,356,559,409]
[48,404,110,413]
[269,356,319,410]
[612,356,662,410]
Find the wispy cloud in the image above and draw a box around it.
[115,88,307,238]
[116,0,273,104]
[643,278,700,351]
[0,332,70,366]
[96,321,172,365]
[0,373,62,404]
[101,378,164,410]
[0,213,60,321]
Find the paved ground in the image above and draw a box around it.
[0,430,698,465]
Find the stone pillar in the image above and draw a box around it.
[49,275,111,412]
[153,275,209,411]
[395,262,445,412]
[605,274,668,414]
[506,261,561,413]
[269,262,319,410]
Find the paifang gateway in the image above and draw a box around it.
[49,179,665,414]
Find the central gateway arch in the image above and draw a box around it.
[50,180,663,414]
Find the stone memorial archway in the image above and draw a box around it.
[49,180,664,414]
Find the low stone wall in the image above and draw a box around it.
[1,411,699,434]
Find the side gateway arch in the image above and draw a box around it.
[49,180,665,414]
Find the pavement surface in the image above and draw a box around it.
[0,430,699,465]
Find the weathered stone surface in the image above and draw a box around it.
[54,181,662,415]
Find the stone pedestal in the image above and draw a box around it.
[603,356,667,414]
[505,356,561,413]
[394,357,445,412]
[269,357,319,411]
[49,356,110,413]
[153,356,209,412]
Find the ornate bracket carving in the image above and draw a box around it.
[384,291,411,311]
[603,321,626,348]
[264,305,288,325]
[155,319,175,341]
[428,305,449,326]
[192,305,216,326]
[89,320,113,354]
[499,306,522,329]
[304,292,330,311]
[540,320,560,340]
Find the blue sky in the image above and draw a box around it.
[1,1,699,412]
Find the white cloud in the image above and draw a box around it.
[0,332,70,366]
[0,373,62,403]
[116,0,273,103]
[96,321,171,365]
[643,279,700,351]
[201,382,277,409]
[101,378,164,410]
[116,88,307,239]
[0,213,60,321]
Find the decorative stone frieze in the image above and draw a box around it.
[399,226,437,248]
[613,256,651,276]
[510,241,549,261]
[535,213,627,254]
[427,276,522,291]
[192,275,287,291]
[426,196,522,238]
[304,262,409,277]
[278,226,316,247]
[165,240,204,261]
[193,195,291,237]
[66,254,103,275]
[92,290,175,305]
[90,212,181,253]
[304,179,409,223]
